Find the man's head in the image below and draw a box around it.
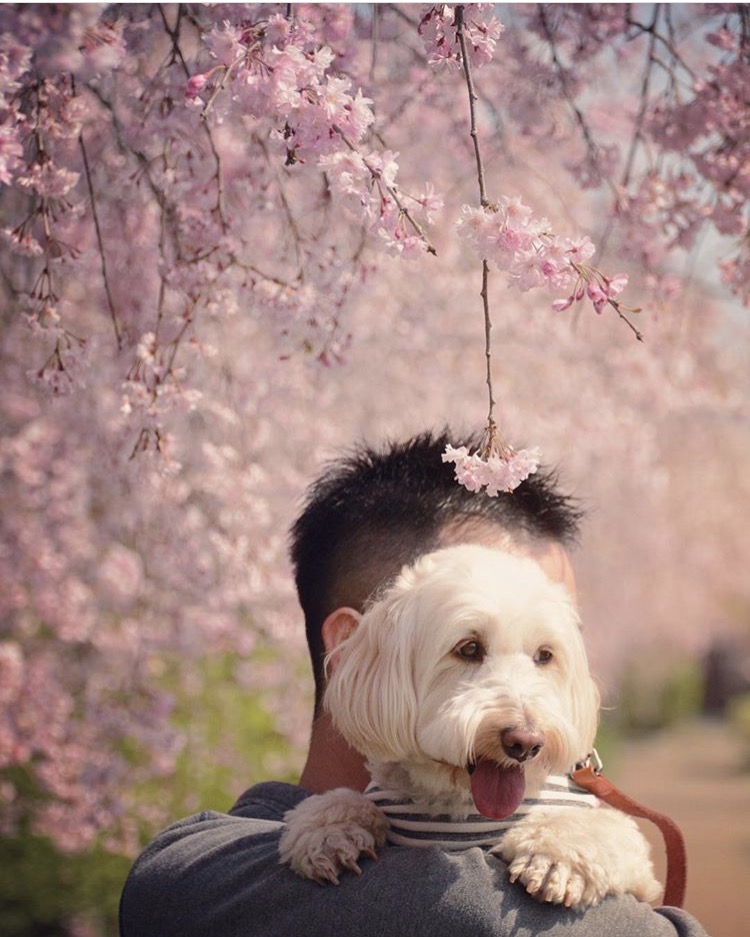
[290,429,582,712]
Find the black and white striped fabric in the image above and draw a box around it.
[364,775,599,849]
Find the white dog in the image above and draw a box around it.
[280,544,660,907]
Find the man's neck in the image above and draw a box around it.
[298,712,370,793]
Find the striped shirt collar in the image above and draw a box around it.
[365,774,598,849]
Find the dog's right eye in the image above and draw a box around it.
[453,639,486,662]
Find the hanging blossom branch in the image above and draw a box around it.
[419,6,642,331]
[440,3,643,494]
[10,76,96,395]
[442,4,542,496]
[331,125,437,255]
[158,5,229,230]
[186,13,440,259]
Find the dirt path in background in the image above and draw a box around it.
[612,719,750,937]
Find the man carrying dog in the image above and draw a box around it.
[120,430,711,937]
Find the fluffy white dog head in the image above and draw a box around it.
[324,544,600,818]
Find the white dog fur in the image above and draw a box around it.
[280,544,660,907]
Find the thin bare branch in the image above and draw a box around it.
[370,3,380,84]
[620,8,661,191]
[456,6,489,208]
[78,132,123,349]
[479,258,496,429]
[536,5,619,201]
[456,5,497,437]
[609,299,645,342]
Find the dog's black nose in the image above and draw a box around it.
[501,728,545,763]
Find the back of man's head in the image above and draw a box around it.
[290,429,581,710]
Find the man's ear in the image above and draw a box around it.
[321,607,362,672]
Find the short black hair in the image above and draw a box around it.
[290,429,582,711]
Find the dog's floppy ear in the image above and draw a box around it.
[324,587,419,763]
[563,609,601,756]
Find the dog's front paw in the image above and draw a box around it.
[497,808,661,908]
[503,846,597,907]
[279,788,388,885]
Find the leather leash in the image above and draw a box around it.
[571,752,687,908]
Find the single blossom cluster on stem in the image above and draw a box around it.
[456,196,637,329]
[442,424,542,496]
[419,3,504,69]
[553,265,630,314]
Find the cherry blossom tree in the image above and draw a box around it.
[1,2,749,864]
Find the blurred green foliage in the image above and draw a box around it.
[0,832,128,937]
[606,655,705,736]
[0,651,300,937]
[157,650,302,818]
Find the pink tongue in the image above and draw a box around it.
[470,761,526,819]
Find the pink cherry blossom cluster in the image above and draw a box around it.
[442,441,541,495]
[186,9,438,258]
[457,196,630,317]
[0,33,30,185]
[418,4,504,68]
[188,16,375,164]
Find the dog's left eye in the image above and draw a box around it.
[533,646,554,665]
[454,639,486,662]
